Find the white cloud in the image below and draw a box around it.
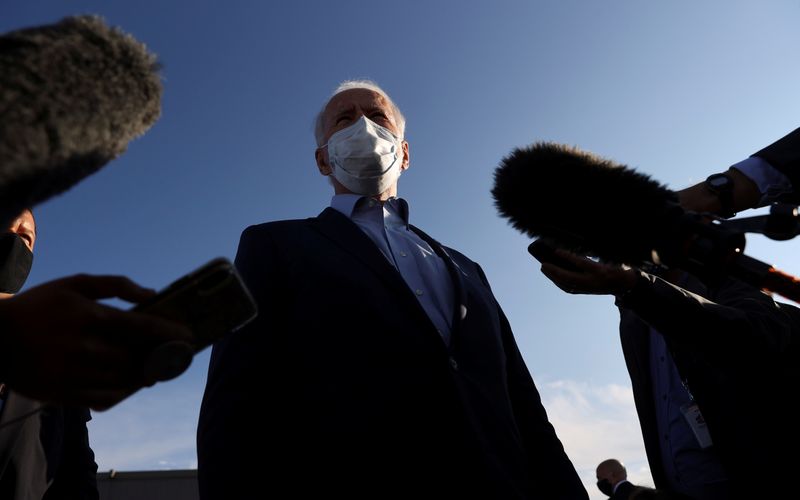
[538,379,654,499]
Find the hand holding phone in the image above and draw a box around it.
[133,257,258,383]
[527,239,584,272]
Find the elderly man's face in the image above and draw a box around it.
[315,88,409,189]
[322,88,401,143]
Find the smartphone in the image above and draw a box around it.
[133,257,258,351]
[527,239,583,272]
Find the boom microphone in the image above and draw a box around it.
[492,142,800,303]
[0,15,163,226]
[492,142,687,265]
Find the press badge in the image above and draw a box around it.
[680,403,713,449]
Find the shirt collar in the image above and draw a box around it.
[330,194,410,227]
[613,479,630,494]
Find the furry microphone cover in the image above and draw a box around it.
[0,15,162,225]
[492,142,681,265]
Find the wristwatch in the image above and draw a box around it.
[705,173,736,218]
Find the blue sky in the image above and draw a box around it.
[3,1,799,497]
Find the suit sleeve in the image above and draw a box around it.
[616,272,795,365]
[43,407,98,500]
[197,226,288,499]
[474,265,589,500]
[751,127,800,201]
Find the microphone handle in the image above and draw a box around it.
[730,253,800,304]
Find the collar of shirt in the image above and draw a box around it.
[613,479,630,494]
[330,194,410,230]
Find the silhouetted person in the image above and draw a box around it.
[197,80,588,500]
[540,178,798,498]
[0,209,99,499]
[0,16,193,411]
[596,459,655,500]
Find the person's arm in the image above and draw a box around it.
[677,128,800,213]
[0,274,192,410]
[676,167,761,214]
[540,251,793,362]
[751,127,800,197]
[615,270,793,361]
[475,265,589,500]
[197,226,288,499]
[500,309,590,499]
[42,407,99,500]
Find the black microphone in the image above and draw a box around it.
[0,15,162,226]
[492,142,688,265]
[492,142,800,303]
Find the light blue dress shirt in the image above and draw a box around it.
[732,157,793,205]
[649,328,730,499]
[648,274,729,499]
[330,194,455,345]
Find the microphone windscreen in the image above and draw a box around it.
[492,142,681,264]
[0,15,162,225]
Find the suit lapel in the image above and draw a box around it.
[311,208,443,337]
[312,207,408,291]
[409,224,469,348]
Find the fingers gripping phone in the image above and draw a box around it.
[133,257,258,382]
[527,239,583,272]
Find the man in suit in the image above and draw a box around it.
[595,459,653,500]
[197,80,587,499]
[0,209,99,500]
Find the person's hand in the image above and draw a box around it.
[676,167,761,214]
[0,274,193,410]
[539,249,638,296]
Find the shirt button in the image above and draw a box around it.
[415,289,424,296]
[400,251,407,257]
[449,357,459,370]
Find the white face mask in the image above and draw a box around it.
[323,116,404,196]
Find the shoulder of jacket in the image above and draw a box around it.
[241,218,314,237]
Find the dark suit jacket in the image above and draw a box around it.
[617,273,798,499]
[197,208,587,500]
[613,481,641,500]
[0,393,98,500]
[752,127,800,200]
[612,480,668,500]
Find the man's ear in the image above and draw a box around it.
[400,140,410,171]
[315,147,332,176]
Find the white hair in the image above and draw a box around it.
[313,79,406,146]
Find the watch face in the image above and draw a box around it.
[707,174,731,188]
[705,174,736,218]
